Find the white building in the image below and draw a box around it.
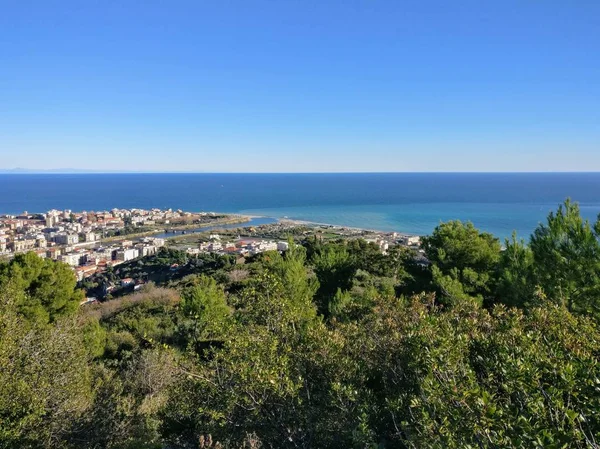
[258,241,278,252]
[45,214,57,228]
[116,248,139,262]
[142,237,165,247]
[54,233,79,245]
[138,245,157,257]
[60,253,83,266]
[404,236,421,246]
[83,232,98,242]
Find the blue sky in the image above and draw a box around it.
[1,0,599,172]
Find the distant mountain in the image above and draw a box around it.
[0,168,211,174]
[0,168,119,174]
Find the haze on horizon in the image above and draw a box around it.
[1,1,599,173]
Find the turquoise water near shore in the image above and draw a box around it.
[241,202,600,239]
[1,173,599,240]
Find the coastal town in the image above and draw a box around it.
[0,208,242,281]
[0,207,422,284]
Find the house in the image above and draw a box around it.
[33,249,47,259]
[403,236,421,246]
[46,247,62,260]
[121,278,135,287]
[74,265,98,281]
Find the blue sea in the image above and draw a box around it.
[1,173,600,240]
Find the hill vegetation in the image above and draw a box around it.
[1,200,600,448]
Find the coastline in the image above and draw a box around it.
[160,214,419,249]
[93,215,253,243]
[274,217,420,237]
[3,173,600,241]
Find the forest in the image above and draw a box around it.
[1,199,599,449]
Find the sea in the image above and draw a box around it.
[1,173,600,241]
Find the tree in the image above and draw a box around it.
[162,268,322,448]
[421,220,501,304]
[180,275,231,344]
[0,252,83,324]
[268,243,319,323]
[530,199,600,317]
[495,232,535,308]
[0,283,92,448]
[311,243,355,316]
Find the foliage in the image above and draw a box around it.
[0,284,92,448]
[179,275,231,345]
[530,199,600,318]
[494,232,535,308]
[81,285,180,358]
[3,200,600,448]
[0,252,83,324]
[421,220,501,304]
[82,248,235,298]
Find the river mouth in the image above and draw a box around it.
[152,216,278,239]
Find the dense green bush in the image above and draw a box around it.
[2,199,600,448]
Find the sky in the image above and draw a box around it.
[1,0,599,172]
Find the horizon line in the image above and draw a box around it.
[1,170,600,175]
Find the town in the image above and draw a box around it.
[0,207,423,284]
[0,208,245,281]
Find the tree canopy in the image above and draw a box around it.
[0,252,83,324]
[530,199,600,318]
[2,199,600,448]
[421,220,501,304]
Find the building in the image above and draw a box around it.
[60,253,83,266]
[83,232,98,242]
[46,247,62,260]
[121,278,135,287]
[257,241,278,252]
[403,236,421,246]
[92,247,116,262]
[10,239,36,252]
[116,248,139,262]
[45,214,57,227]
[137,244,157,257]
[74,265,98,281]
[54,233,79,245]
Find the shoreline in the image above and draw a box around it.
[179,213,422,237]
[2,204,421,238]
[160,214,420,246]
[272,217,421,237]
